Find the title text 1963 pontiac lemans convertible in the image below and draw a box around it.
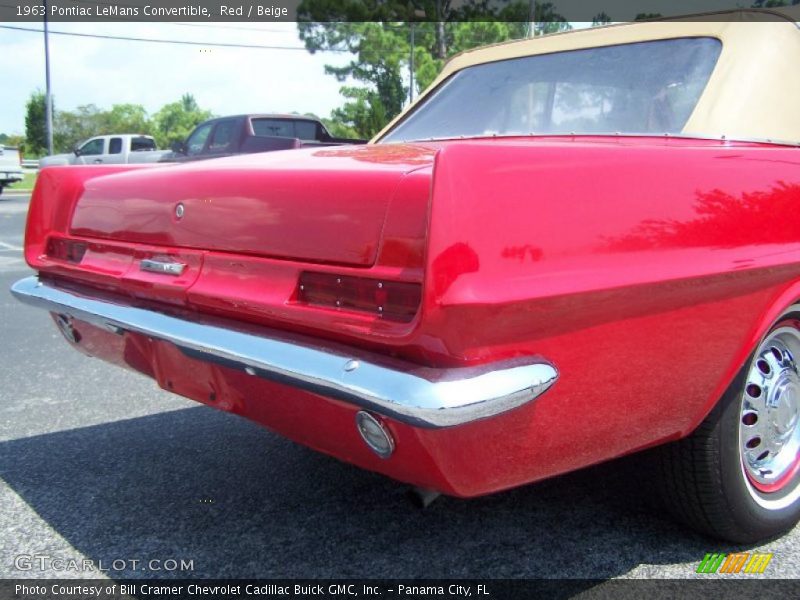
[11,10,800,542]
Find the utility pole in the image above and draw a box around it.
[43,0,54,155]
[409,23,415,104]
[433,0,445,58]
[527,0,537,38]
[407,8,426,105]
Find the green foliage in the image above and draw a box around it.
[414,22,531,90]
[496,1,570,36]
[297,1,571,138]
[24,91,48,156]
[104,104,152,135]
[152,94,213,148]
[22,93,212,154]
[320,117,361,140]
[54,103,158,151]
[54,104,104,151]
[330,85,390,138]
[0,134,25,150]
[592,12,612,25]
[299,22,409,138]
[7,134,26,147]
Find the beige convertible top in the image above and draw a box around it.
[374,9,800,145]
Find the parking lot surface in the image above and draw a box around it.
[1,192,798,580]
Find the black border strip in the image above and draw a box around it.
[1,0,798,23]
[3,579,800,600]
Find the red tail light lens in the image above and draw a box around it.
[298,272,421,322]
[46,237,87,264]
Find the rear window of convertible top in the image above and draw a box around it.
[380,37,722,142]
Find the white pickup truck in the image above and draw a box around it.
[39,134,169,167]
[0,146,24,196]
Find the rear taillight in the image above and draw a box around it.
[46,237,87,264]
[298,272,421,322]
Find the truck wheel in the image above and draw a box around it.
[655,306,800,543]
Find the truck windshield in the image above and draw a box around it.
[380,37,722,143]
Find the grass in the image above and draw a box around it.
[7,172,37,191]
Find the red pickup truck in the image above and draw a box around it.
[162,114,366,162]
[12,11,800,543]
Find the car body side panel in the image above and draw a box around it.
[413,140,800,483]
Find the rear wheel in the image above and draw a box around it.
[655,307,800,542]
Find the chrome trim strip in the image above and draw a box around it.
[379,132,800,148]
[140,259,186,276]
[11,276,558,429]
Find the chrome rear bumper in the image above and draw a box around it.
[11,276,557,428]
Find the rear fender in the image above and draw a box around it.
[686,282,800,437]
[421,139,800,463]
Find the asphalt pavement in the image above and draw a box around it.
[0,191,798,581]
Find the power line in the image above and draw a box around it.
[0,24,349,52]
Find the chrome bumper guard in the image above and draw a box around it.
[11,276,558,428]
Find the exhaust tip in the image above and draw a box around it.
[55,313,80,344]
[356,411,394,459]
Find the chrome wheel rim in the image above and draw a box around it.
[739,324,800,500]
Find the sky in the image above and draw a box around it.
[0,22,352,136]
[0,0,761,137]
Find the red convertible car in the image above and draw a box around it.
[12,11,800,543]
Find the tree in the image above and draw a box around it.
[4,134,25,148]
[103,104,152,135]
[298,21,552,137]
[24,91,48,156]
[20,91,212,153]
[298,23,409,138]
[411,21,538,92]
[51,103,153,152]
[54,104,105,151]
[592,12,612,25]
[519,2,572,37]
[330,85,391,138]
[152,94,213,148]
[297,0,572,137]
[321,117,361,140]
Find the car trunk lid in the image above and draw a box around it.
[69,145,436,267]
